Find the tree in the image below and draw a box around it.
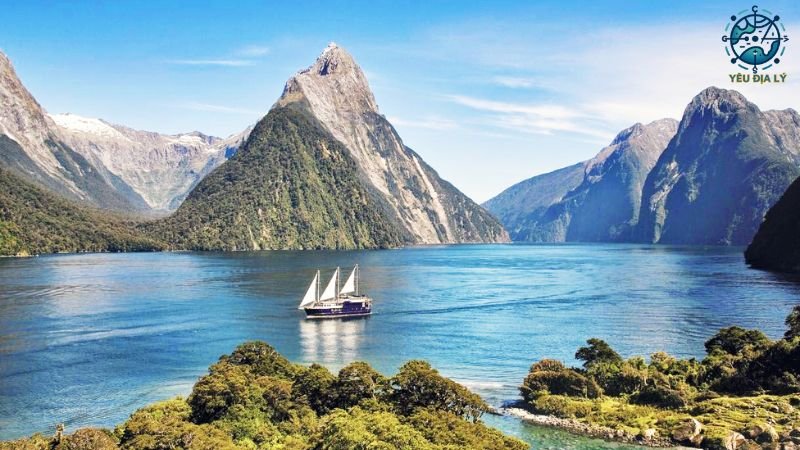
[58,429,119,450]
[575,338,622,368]
[119,399,239,450]
[389,360,488,422]
[223,341,298,380]
[188,362,252,423]
[704,326,770,355]
[520,360,601,401]
[292,363,336,415]
[333,361,388,409]
[786,305,800,340]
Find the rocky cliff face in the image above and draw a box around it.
[484,119,677,242]
[635,87,800,245]
[52,113,251,210]
[275,43,507,244]
[0,51,151,211]
[0,50,248,213]
[745,174,800,273]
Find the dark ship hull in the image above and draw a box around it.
[304,297,372,319]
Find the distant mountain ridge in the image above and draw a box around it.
[486,87,800,246]
[52,113,252,210]
[485,119,677,242]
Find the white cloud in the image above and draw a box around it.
[448,94,613,141]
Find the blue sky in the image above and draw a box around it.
[2,0,799,202]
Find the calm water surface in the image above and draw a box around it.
[1,244,799,447]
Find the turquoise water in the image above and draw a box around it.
[1,244,798,447]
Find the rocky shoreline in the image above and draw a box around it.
[502,406,682,448]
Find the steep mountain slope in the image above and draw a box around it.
[0,50,249,213]
[483,163,587,241]
[0,51,149,211]
[635,87,800,245]
[150,106,405,250]
[0,144,163,256]
[745,175,800,273]
[52,113,252,210]
[484,119,677,242]
[275,43,507,244]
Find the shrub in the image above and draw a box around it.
[521,361,601,401]
[630,385,687,409]
[532,395,594,418]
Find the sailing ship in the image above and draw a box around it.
[298,265,372,318]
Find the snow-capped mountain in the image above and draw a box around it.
[0,50,250,212]
[52,113,251,210]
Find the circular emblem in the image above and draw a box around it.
[722,5,788,73]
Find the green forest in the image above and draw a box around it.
[518,305,800,449]
[1,342,526,450]
[0,168,163,256]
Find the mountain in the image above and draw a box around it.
[635,87,800,245]
[483,163,586,241]
[150,106,405,250]
[0,50,249,213]
[0,51,149,211]
[153,43,507,250]
[484,119,677,242]
[51,113,252,211]
[274,43,507,244]
[745,175,800,273]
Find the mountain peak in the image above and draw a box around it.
[678,87,757,133]
[276,42,378,115]
[687,86,752,113]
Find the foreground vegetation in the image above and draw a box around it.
[1,341,526,450]
[519,305,800,449]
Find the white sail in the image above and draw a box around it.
[340,266,357,295]
[319,267,339,301]
[298,271,319,309]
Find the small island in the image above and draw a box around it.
[508,306,800,449]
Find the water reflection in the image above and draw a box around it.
[299,317,368,367]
